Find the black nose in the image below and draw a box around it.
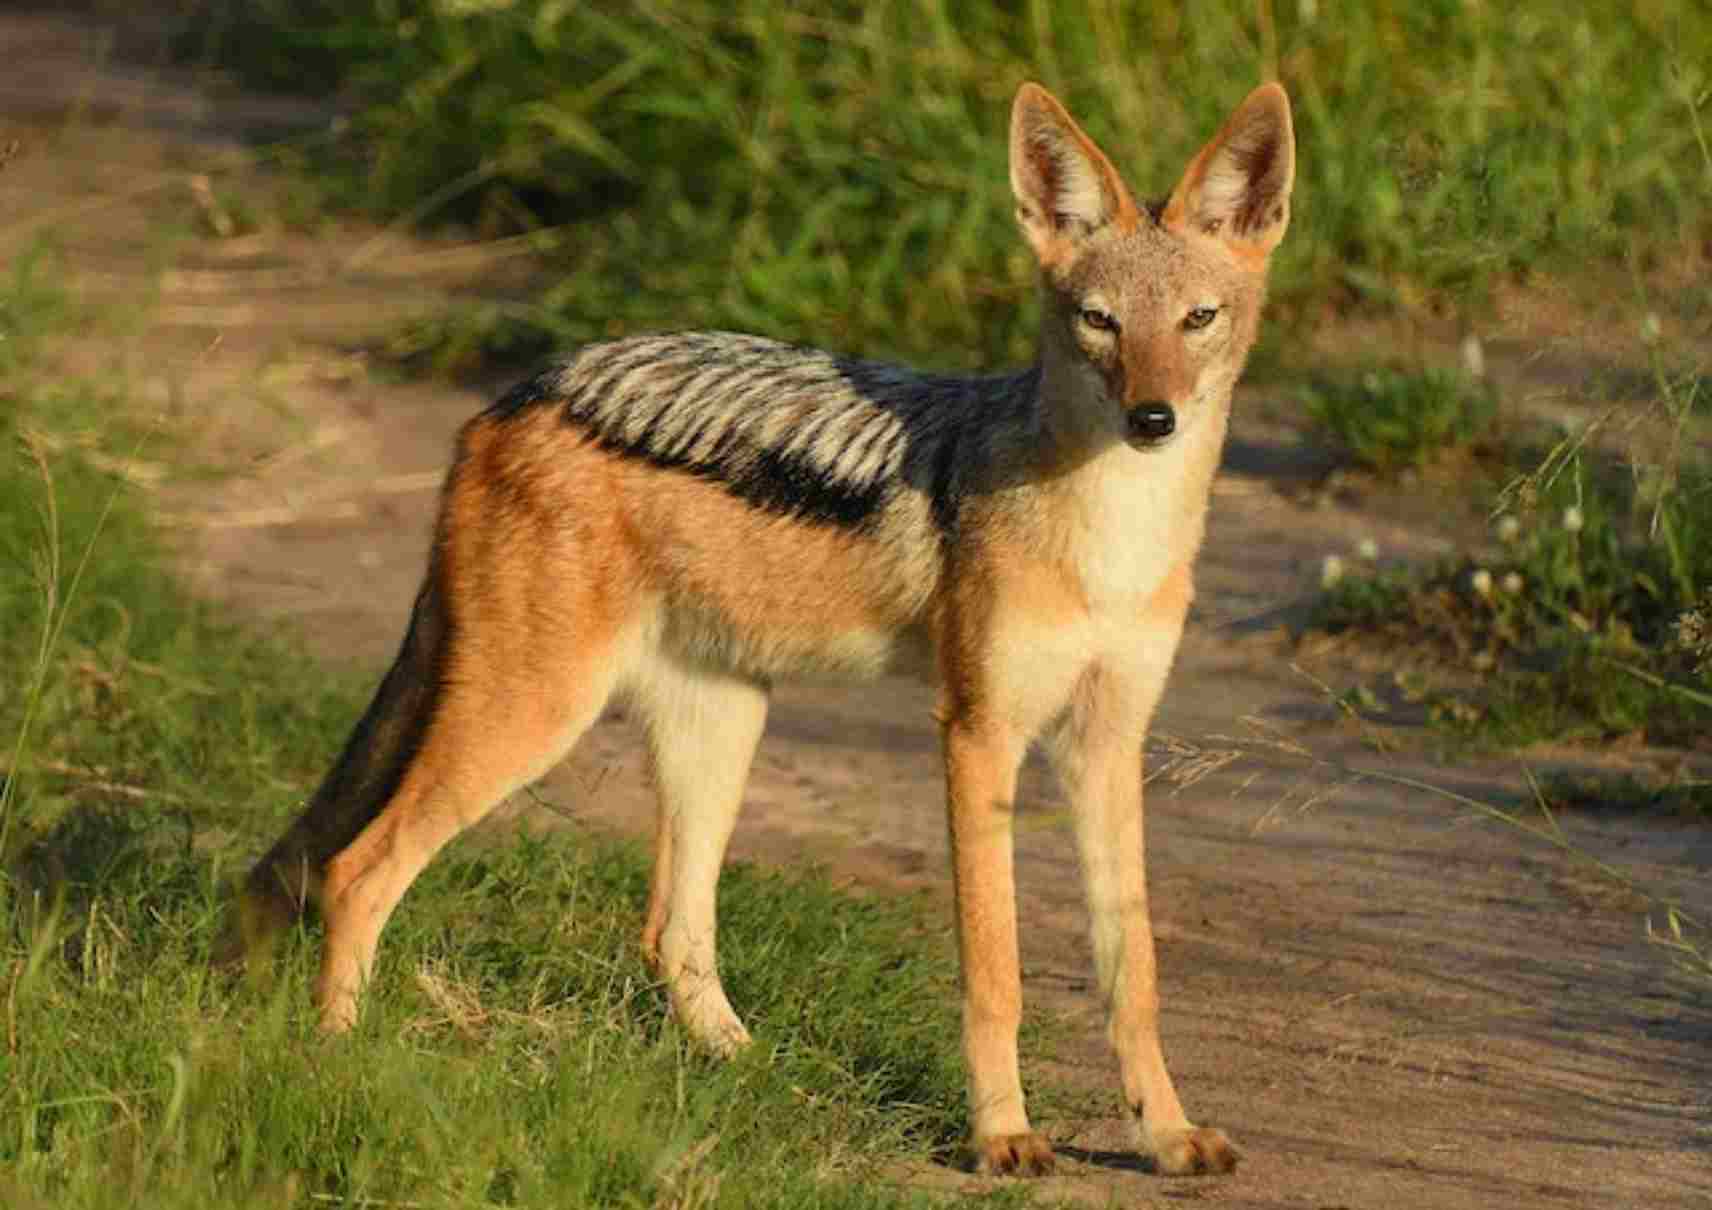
[1127,403,1176,443]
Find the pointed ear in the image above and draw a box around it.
[1010,83,1135,262]
[1162,82,1295,262]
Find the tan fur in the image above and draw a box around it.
[232,81,1294,1178]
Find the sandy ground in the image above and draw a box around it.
[3,12,1708,1206]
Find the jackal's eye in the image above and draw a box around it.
[1078,306,1120,334]
[1183,305,1220,331]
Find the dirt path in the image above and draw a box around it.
[4,14,1708,1206]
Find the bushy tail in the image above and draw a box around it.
[218,573,449,967]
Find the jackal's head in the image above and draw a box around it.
[1011,82,1294,452]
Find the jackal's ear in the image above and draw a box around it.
[1163,83,1295,262]
[1010,83,1135,261]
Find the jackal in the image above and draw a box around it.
[233,80,1294,1177]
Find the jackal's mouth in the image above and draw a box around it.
[1124,403,1177,448]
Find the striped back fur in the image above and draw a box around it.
[491,331,1041,536]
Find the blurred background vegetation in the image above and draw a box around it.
[171,0,1711,369]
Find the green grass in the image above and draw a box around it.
[0,245,358,867]
[1308,198,1712,750]
[1301,364,1498,472]
[176,0,1712,371]
[1312,444,1712,747]
[3,825,967,1209]
[1534,769,1712,820]
[0,244,971,1208]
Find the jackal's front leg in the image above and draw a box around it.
[1050,659,1238,1176]
[943,719,1055,1177]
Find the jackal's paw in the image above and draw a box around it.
[678,1000,752,1058]
[670,984,752,1057]
[703,1019,752,1059]
[316,991,360,1035]
[1151,1125,1240,1175]
[971,1131,1056,1177]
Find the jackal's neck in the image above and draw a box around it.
[1009,320,1233,584]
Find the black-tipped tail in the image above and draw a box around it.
[221,575,449,965]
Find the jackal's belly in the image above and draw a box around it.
[657,598,933,684]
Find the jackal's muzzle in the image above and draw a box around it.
[1125,403,1176,447]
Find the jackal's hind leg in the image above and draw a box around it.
[314,653,619,1033]
[636,661,768,1055]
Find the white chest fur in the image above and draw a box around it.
[1051,431,1216,613]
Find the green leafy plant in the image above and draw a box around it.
[1301,364,1498,472]
[1313,451,1712,744]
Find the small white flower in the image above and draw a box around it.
[1562,505,1584,534]
[1502,571,1524,594]
[1357,537,1379,562]
[1495,515,1521,543]
[1459,333,1486,381]
[1471,568,1493,598]
[1641,312,1662,345]
[1321,554,1345,589]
